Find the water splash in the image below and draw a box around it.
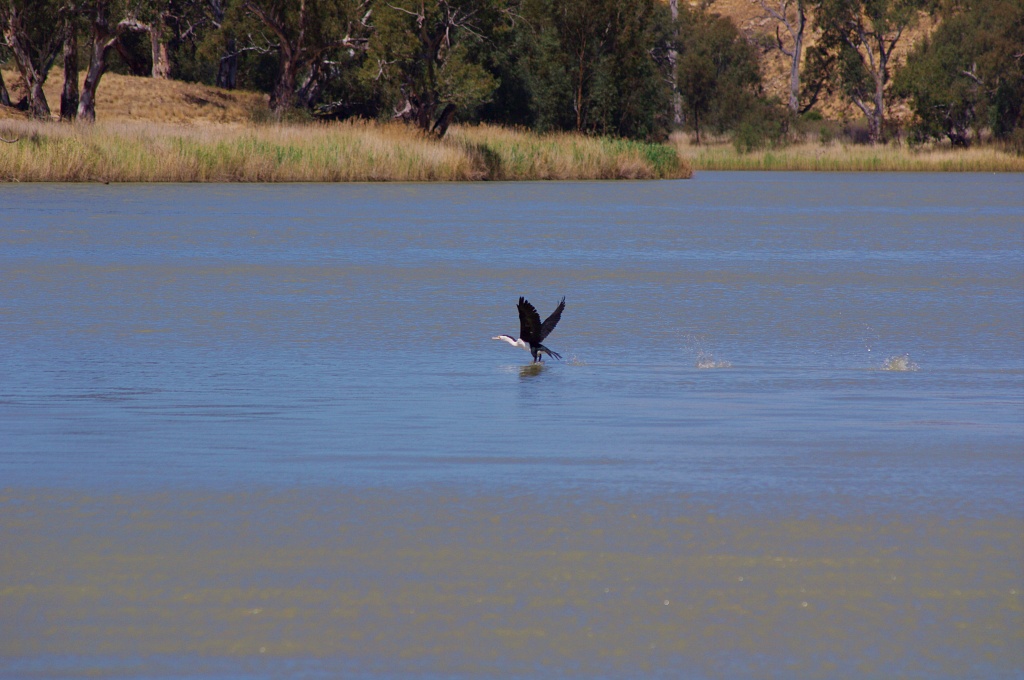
[882,354,919,372]
[685,334,732,369]
[696,352,732,369]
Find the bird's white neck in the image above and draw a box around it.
[493,335,528,350]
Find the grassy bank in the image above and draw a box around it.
[0,118,691,182]
[674,134,1024,172]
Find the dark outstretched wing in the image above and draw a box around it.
[539,297,565,341]
[517,297,543,343]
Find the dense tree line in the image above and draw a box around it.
[1,0,1021,147]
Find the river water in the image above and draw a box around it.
[1,174,1022,678]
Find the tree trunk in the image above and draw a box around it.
[871,51,887,143]
[575,46,586,131]
[0,69,11,108]
[78,45,107,123]
[270,50,299,112]
[296,60,324,109]
[149,14,171,79]
[787,4,805,114]
[78,3,117,123]
[216,38,238,89]
[761,0,805,115]
[60,15,80,121]
[431,103,457,139]
[209,0,236,89]
[669,0,682,126]
[788,34,802,113]
[4,17,52,119]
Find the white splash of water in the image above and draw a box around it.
[695,352,732,369]
[882,354,919,371]
[685,334,732,369]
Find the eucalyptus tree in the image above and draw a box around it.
[76,0,156,121]
[236,0,371,112]
[0,0,64,118]
[675,8,762,143]
[810,0,928,143]
[759,0,807,114]
[59,1,79,119]
[520,0,673,139]
[589,0,673,139]
[895,0,1024,146]
[205,0,237,88]
[362,0,503,137]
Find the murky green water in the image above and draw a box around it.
[1,174,1022,678]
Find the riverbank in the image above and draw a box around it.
[674,133,1024,172]
[0,118,689,182]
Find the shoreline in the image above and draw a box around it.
[2,117,1021,184]
[0,118,690,183]
[675,134,1024,173]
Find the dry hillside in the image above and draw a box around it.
[0,69,265,125]
[707,0,934,122]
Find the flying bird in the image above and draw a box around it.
[493,296,566,362]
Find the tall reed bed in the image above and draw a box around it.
[674,136,1024,172]
[0,119,690,182]
[448,125,688,180]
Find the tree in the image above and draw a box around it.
[0,0,64,118]
[520,0,672,139]
[811,0,928,143]
[364,0,502,137]
[588,0,673,139]
[237,0,370,112]
[207,0,238,88]
[77,0,152,122]
[60,2,79,120]
[896,0,1024,146]
[760,0,807,114]
[676,8,763,143]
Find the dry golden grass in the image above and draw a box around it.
[1,69,690,181]
[0,117,690,182]
[673,133,1024,172]
[4,68,1016,179]
[1,68,266,125]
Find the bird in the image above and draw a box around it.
[493,296,566,362]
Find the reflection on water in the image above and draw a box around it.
[0,174,1022,678]
[518,362,546,378]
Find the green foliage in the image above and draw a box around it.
[676,8,763,143]
[732,99,790,152]
[519,0,673,140]
[810,0,929,142]
[896,0,1024,146]
[588,0,673,140]
[359,0,500,134]
[230,0,368,110]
